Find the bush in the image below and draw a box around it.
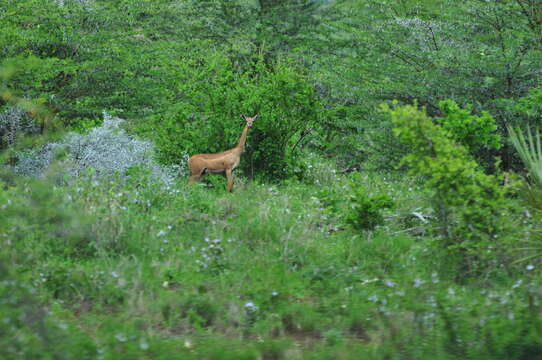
[138,53,322,181]
[362,99,502,172]
[384,102,516,275]
[0,106,40,149]
[437,99,501,154]
[11,112,180,185]
[346,186,394,232]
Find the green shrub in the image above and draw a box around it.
[137,53,322,181]
[437,99,501,154]
[345,186,394,232]
[384,102,516,275]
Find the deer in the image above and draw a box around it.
[187,114,258,192]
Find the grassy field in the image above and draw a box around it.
[2,147,541,359]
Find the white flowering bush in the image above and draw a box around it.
[0,106,40,149]
[53,0,93,7]
[12,113,184,186]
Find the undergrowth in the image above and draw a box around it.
[2,155,541,359]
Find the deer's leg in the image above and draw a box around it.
[188,167,205,184]
[225,168,234,192]
[188,174,200,184]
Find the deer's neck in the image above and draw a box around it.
[236,125,250,150]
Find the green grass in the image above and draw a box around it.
[1,163,542,359]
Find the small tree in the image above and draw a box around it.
[384,102,515,275]
[346,187,394,232]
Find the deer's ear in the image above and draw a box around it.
[253,114,259,120]
[240,114,246,120]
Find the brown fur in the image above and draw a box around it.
[187,115,258,192]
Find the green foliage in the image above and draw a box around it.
[139,54,321,181]
[3,0,542,357]
[385,102,515,274]
[1,160,542,358]
[0,258,98,359]
[491,88,542,134]
[315,0,542,170]
[509,126,542,188]
[513,88,542,119]
[346,186,394,232]
[437,99,501,153]
[508,125,542,211]
[0,174,97,262]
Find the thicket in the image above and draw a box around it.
[137,56,321,181]
[385,102,517,276]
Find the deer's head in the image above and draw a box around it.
[241,114,259,128]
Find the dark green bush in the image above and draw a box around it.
[345,187,394,232]
[137,54,322,181]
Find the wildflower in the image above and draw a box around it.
[526,264,535,271]
[271,290,279,297]
[244,301,259,312]
[413,278,424,288]
[139,340,149,350]
[115,333,127,342]
[384,280,396,288]
[157,230,167,237]
[111,271,119,278]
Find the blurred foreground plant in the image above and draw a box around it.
[385,102,516,277]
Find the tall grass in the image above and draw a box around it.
[2,162,542,359]
[1,120,542,359]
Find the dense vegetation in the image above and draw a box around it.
[1,0,542,358]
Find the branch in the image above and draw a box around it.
[516,0,539,31]
[426,23,440,51]
[291,128,312,152]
